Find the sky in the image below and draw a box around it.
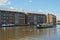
[0,0,60,20]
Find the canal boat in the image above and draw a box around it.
[36,23,53,29]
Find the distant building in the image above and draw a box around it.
[57,20,60,25]
[46,14,56,25]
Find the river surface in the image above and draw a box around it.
[0,25,60,40]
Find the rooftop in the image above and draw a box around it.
[0,8,39,14]
[0,8,56,16]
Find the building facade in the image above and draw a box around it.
[0,10,26,26]
[27,13,46,25]
[46,14,56,25]
[0,8,56,26]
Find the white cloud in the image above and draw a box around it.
[0,0,8,5]
[37,9,50,14]
[56,14,60,20]
[10,7,14,9]
[38,9,43,13]
[7,2,11,5]
[38,9,43,12]
[29,0,32,3]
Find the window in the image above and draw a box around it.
[4,14,9,17]
[34,15,37,24]
[4,20,8,24]
[34,15,37,21]
[15,13,19,24]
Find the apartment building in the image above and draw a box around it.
[0,9,26,26]
[27,13,46,25]
[46,14,56,25]
[0,8,56,26]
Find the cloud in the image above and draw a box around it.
[7,2,11,5]
[37,9,50,14]
[38,9,43,12]
[29,0,32,3]
[56,14,60,20]
[0,0,11,5]
[38,9,43,13]
[10,6,14,9]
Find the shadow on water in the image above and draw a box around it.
[0,25,60,40]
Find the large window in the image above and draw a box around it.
[34,15,37,21]
[3,13,9,24]
[4,13,9,16]
[34,15,37,24]
[39,16,43,24]
[15,12,19,24]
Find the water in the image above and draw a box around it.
[0,25,60,40]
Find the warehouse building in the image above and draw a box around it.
[27,13,46,25]
[0,8,56,26]
[46,14,56,25]
[0,9,26,26]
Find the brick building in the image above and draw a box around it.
[27,13,46,25]
[0,9,26,26]
[46,14,56,25]
[0,8,56,26]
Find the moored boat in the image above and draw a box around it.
[36,23,53,29]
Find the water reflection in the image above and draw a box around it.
[0,25,60,40]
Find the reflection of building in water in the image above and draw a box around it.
[0,27,57,40]
[46,28,57,37]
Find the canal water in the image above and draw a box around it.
[0,25,60,40]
